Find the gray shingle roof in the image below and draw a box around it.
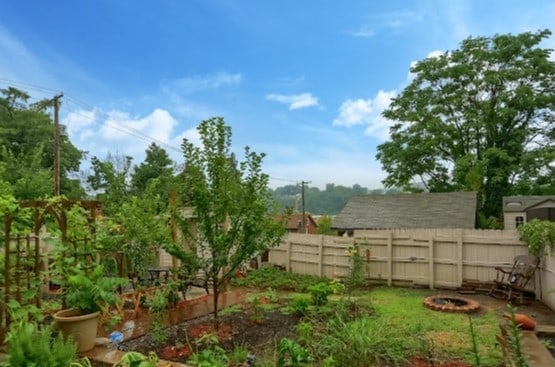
[503,195,555,212]
[332,192,477,230]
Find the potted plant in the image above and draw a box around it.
[53,264,127,352]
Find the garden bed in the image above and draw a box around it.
[115,286,503,366]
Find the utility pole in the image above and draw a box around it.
[52,93,63,196]
[300,180,311,233]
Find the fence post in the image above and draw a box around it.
[387,231,393,286]
[457,229,463,287]
[285,238,292,272]
[428,233,434,290]
[318,235,324,277]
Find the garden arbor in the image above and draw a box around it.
[0,199,100,339]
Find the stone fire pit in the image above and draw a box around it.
[423,295,480,313]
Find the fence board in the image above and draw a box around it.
[268,229,534,290]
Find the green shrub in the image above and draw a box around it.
[307,282,332,306]
[277,338,312,367]
[232,267,324,291]
[3,321,79,367]
[287,294,311,316]
[146,287,170,345]
[518,219,555,256]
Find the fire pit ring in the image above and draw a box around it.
[423,295,480,313]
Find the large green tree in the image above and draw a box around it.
[175,117,284,322]
[131,143,175,202]
[0,87,84,199]
[87,153,133,216]
[376,29,555,221]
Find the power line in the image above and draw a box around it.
[62,99,183,154]
[0,78,61,96]
[0,78,303,186]
[269,176,298,183]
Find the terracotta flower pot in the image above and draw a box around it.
[503,312,536,331]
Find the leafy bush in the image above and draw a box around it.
[518,219,555,256]
[146,287,170,345]
[3,321,79,367]
[287,294,311,316]
[277,338,312,367]
[232,267,324,291]
[307,282,332,306]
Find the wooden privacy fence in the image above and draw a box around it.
[268,229,531,289]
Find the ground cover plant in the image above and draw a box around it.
[123,268,505,366]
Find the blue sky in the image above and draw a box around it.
[0,1,553,189]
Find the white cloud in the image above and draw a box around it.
[346,28,375,38]
[168,72,242,94]
[266,93,319,110]
[407,50,444,81]
[100,109,176,145]
[348,9,425,38]
[333,90,397,141]
[176,127,202,148]
[63,109,97,138]
[333,99,373,127]
[64,107,188,165]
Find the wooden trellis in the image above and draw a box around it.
[0,200,100,340]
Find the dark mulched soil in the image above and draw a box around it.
[121,301,300,364]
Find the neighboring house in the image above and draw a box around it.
[284,213,318,234]
[332,192,477,236]
[503,195,555,230]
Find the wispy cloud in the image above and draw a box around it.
[0,25,59,87]
[346,28,376,38]
[348,9,425,38]
[333,90,397,141]
[166,72,242,95]
[271,75,306,88]
[266,93,319,110]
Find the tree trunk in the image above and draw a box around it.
[212,279,219,329]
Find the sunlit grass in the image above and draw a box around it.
[363,287,502,365]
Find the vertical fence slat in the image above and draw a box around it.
[318,235,324,277]
[387,232,393,286]
[285,238,292,272]
[457,229,463,287]
[428,234,434,290]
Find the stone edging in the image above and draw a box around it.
[423,295,480,313]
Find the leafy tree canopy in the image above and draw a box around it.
[131,142,175,202]
[176,117,285,320]
[376,29,555,221]
[87,153,133,216]
[0,87,84,199]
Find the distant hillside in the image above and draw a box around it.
[270,184,401,215]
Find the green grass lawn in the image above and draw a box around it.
[233,268,503,366]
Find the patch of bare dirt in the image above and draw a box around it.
[121,303,300,364]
